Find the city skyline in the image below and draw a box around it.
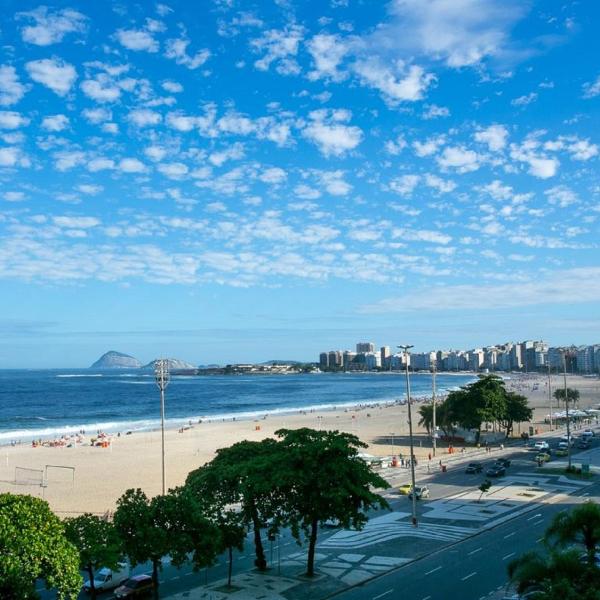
[0,1,599,367]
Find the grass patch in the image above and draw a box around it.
[541,467,594,480]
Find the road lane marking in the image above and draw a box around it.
[533,520,544,526]
[536,537,544,543]
[171,576,180,581]
[503,532,516,539]
[502,553,515,561]
[425,566,442,575]
[527,513,542,521]
[421,596,432,600]
[468,547,482,555]
[373,589,394,600]
[462,572,477,581]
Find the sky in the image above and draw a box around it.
[0,0,599,368]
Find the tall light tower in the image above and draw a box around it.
[431,359,437,458]
[562,351,572,470]
[547,363,553,431]
[398,344,418,528]
[155,358,170,494]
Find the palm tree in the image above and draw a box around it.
[418,404,433,434]
[545,501,600,566]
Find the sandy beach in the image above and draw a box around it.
[1,373,598,516]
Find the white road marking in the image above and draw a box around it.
[468,547,482,555]
[533,520,544,526]
[502,553,515,561]
[462,571,477,581]
[421,596,432,600]
[425,566,442,575]
[373,589,394,600]
[536,537,544,543]
[527,513,542,521]
[503,532,516,539]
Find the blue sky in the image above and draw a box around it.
[0,0,599,367]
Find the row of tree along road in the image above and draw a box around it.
[0,428,390,599]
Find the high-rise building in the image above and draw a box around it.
[356,342,375,353]
[380,346,391,368]
[328,350,343,368]
[319,352,329,369]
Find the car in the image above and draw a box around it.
[534,441,549,451]
[114,575,154,598]
[398,483,412,495]
[555,448,569,457]
[582,429,595,438]
[560,436,575,446]
[486,465,506,477]
[408,485,430,499]
[465,462,483,474]
[577,439,591,450]
[321,518,341,528]
[495,458,511,468]
[535,452,551,463]
[557,441,569,451]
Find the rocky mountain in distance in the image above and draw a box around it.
[141,358,197,371]
[90,351,142,369]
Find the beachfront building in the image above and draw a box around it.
[319,352,329,369]
[356,341,375,353]
[343,350,357,369]
[411,351,437,371]
[381,346,391,368]
[443,351,468,371]
[467,349,484,371]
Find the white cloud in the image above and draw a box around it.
[582,75,600,99]
[128,109,162,127]
[251,25,304,75]
[53,216,100,228]
[77,184,103,195]
[511,92,538,106]
[478,179,513,201]
[384,136,407,155]
[510,143,559,179]
[209,142,245,166]
[0,66,27,106]
[294,184,321,200]
[82,107,112,124]
[144,145,168,162]
[353,60,435,106]
[157,162,189,179]
[302,109,363,157]
[17,7,87,46]
[389,174,420,196]
[81,76,121,102]
[115,29,159,52]
[41,114,69,131]
[422,104,450,119]
[425,173,456,193]
[364,267,600,312]
[4,191,25,202]
[259,167,287,184]
[392,227,452,244]
[165,111,198,132]
[565,138,598,161]
[306,34,348,81]
[413,135,445,157]
[381,0,528,68]
[316,170,352,195]
[162,80,183,93]
[87,158,115,172]
[164,38,210,69]
[118,158,147,173]
[0,147,27,167]
[25,58,77,96]
[474,124,508,151]
[545,185,578,208]
[437,146,480,172]
[54,151,85,171]
[0,111,29,129]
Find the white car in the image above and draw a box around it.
[582,430,595,438]
[408,485,430,500]
[560,435,575,446]
[534,441,549,451]
[83,563,130,593]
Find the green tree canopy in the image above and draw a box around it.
[64,513,122,600]
[274,428,390,577]
[501,392,532,437]
[553,388,580,404]
[0,493,82,600]
[186,438,284,571]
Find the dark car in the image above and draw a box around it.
[577,439,591,450]
[114,575,154,598]
[465,462,483,474]
[486,465,506,477]
[495,458,511,468]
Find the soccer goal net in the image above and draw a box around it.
[14,467,45,487]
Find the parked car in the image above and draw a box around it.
[398,483,412,495]
[83,563,130,593]
[534,441,549,451]
[486,465,506,477]
[465,462,483,474]
[408,485,430,499]
[114,575,154,598]
[495,458,511,468]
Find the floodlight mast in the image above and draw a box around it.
[155,359,170,494]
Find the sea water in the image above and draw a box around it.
[0,370,474,442]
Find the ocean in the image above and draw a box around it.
[0,370,474,442]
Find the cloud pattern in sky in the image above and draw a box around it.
[0,0,599,365]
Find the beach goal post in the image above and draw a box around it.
[45,465,75,487]
[14,466,45,487]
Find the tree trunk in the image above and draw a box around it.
[251,510,267,571]
[87,563,96,600]
[228,546,233,587]
[152,558,160,600]
[306,517,319,577]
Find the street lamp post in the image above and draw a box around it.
[432,359,437,458]
[562,351,571,470]
[155,358,170,494]
[390,431,395,457]
[547,363,553,431]
[398,344,418,528]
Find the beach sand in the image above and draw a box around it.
[0,373,598,516]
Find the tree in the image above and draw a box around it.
[477,479,492,503]
[418,404,433,434]
[508,549,600,599]
[501,392,532,438]
[186,439,284,572]
[0,493,82,600]
[545,501,600,566]
[553,388,580,406]
[274,428,390,577]
[64,514,122,600]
